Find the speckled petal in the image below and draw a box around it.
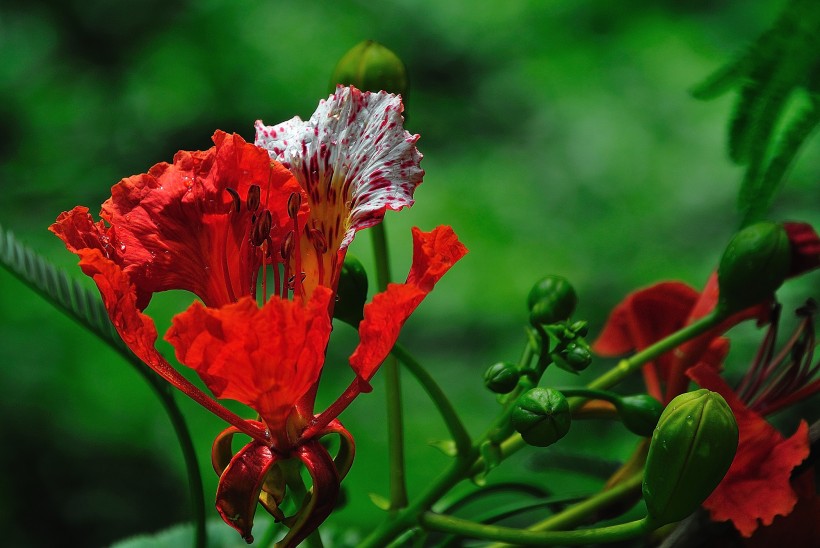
[255,86,423,257]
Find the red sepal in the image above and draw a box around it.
[215,441,278,543]
[276,440,341,548]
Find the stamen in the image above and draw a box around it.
[287,192,304,300]
[287,191,302,220]
[308,226,328,286]
[281,231,294,298]
[251,210,272,247]
[247,184,261,212]
[225,187,241,213]
[260,240,268,303]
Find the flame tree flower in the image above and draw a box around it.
[51,87,467,546]
[592,222,820,538]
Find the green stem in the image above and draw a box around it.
[583,310,724,393]
[143,378,207,548]
[419,512,650,545]
[392,343,472,456]
[514,470,643,534]
[371,223,408,510]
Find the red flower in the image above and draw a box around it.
[51,88,466,545]
[592,222,820,538]
[687,363,811,537]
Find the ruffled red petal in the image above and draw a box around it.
[349,226,467,381]
[165,287,333,433]
[100,131,301,308]
[687,363,811,537]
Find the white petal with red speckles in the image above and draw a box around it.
[254,86,423,252]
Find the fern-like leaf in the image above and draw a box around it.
[693,0,820,225]
[742,99,820,225]
[0,223,126,352]
[0,223,207,548]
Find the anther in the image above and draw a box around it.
[225,187,241,213]
[308,227,329,254]
[251,210,272,247]
[281,231,295,260]
[287,192,302,220]
[247,184,261,213]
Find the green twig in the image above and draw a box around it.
[392,342,472,456]
[420,512,650,545]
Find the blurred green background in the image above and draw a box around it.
[1,0,818,546]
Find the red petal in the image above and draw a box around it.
[687,364,811,537]
[165,287,333,434]
[100,131,300,308]
[744,468,820,547]
[783,221,820,276]
[349,226,467,381]
[592,281,700,357]
[215,441,277,543]
[276,440,341,548]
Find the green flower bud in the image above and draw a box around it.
[717,221,791,313]
[643,389,738,526]
[615,394,664,437]
[483,361,520,394]
[560,340,592,372]
[528,275,578,326]
[333,255,368,326]
[511,388,571,447]
[329,40,408,96]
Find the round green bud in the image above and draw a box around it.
[528,275,578,326]
[643,389,738,526]
[615,394,664,437]
[561,341,592,371]
[329,40,408,96]
[333,255,369,326]
[511,388,571,447]
[483,362,520,394]
[717,221,791,313]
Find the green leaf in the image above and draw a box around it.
[741,98,820,226]
[0,224,207,548]
[0,223,123,350]
[429,439,458,457]
[369,492,391,511]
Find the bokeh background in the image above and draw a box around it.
[1,0,818,546]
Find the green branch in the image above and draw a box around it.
[392,343,472,456]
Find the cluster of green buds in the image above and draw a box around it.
[642,390,738,526]
[527,275,593,374]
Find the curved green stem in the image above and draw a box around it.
[392,343,472,456]
[371,223,408,510]
[509,470,643,536]
[583,310,724,393]
[140,375,207,548]
[420,512,651,545]
[0,232,208,548]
